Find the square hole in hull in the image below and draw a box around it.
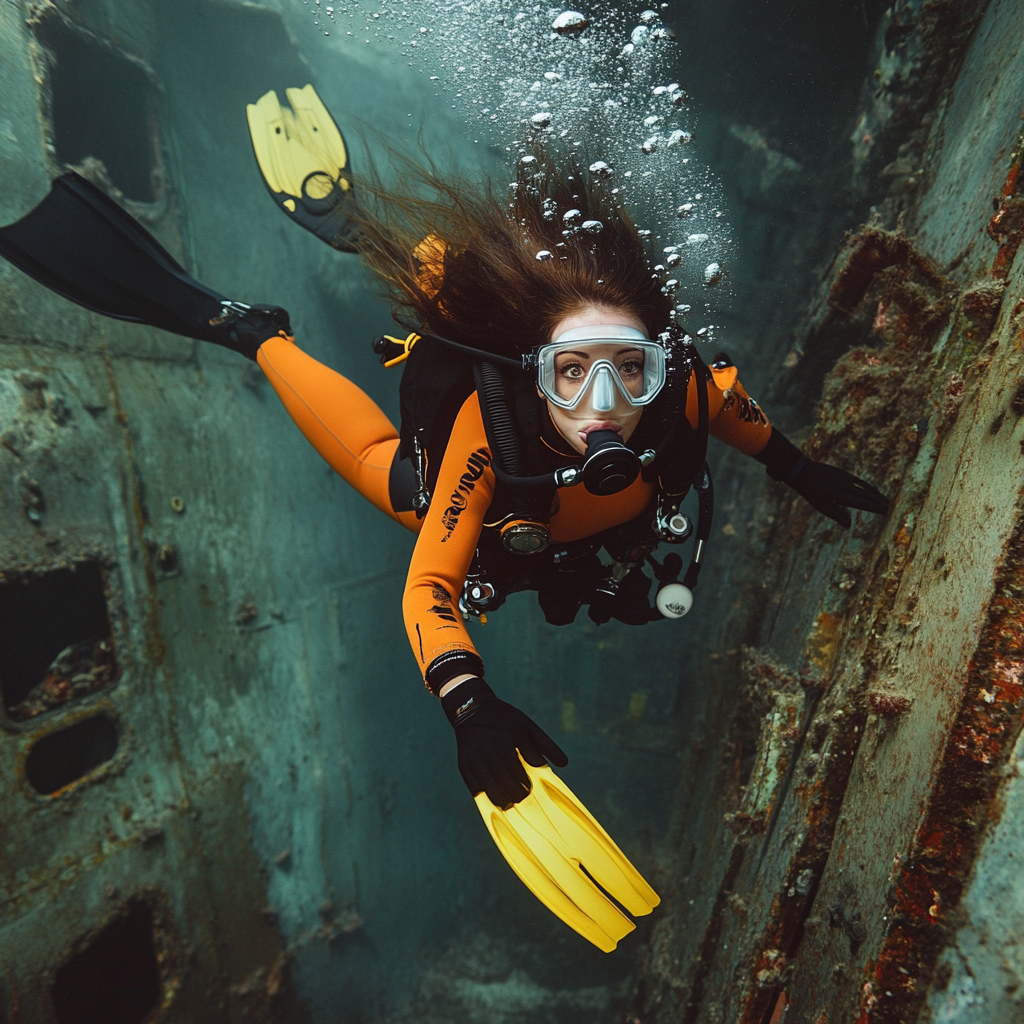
[0,563,118,720]
[34,18,160,204]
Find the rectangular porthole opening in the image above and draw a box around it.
[33,17,161,204]
[25,713,120,795]
[0,563,119,721]
[52,901,162,1024]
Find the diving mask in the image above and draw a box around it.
[536,326,667,412]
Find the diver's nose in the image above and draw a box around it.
[590,365,617,412]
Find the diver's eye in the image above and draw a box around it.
[618,359,642,377]
[558,362,586,381]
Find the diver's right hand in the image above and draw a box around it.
[440,677,568,808]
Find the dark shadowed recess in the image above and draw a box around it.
[662,0,890,168]
[52,902,162,1024]
[25,714,120,794]
[34,17,159,203]
[0,564,113,711]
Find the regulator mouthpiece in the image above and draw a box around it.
[581,430,641,496]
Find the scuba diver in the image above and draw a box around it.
[0,85,887,951]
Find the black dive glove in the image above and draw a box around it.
[205,302,292,362]
[755,429,889,528]
[440,678,568,808]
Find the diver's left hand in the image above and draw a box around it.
[754,427,888,528]
[788,459,889,528]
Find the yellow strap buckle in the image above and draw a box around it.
[382,331,420,368]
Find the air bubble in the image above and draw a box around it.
[536,250,554,261]
[552,11,590,34]
[703,262,723,286]
[588,160,613,178]
[581,220,603,233]
[531,111,553,127]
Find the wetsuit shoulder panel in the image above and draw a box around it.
[686,364,772,456]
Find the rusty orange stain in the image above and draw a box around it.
[850,523,1024,1022]
[988,161,1024,279]
[807,612,842,673]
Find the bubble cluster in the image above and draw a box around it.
[302,1,733,325]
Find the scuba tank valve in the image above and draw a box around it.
[581,430,641,496]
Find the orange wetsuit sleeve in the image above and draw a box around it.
[685,362,773,456]
[403,392,494,688]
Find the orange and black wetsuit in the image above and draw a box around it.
[256,335,772,690]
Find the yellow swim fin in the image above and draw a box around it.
[245,85,359,252]
[474,756,660,952]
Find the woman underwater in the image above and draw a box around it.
[0,85,887,949]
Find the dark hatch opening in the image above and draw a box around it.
[0,563,117,717]
[52,902,162,1024]
[36,18,159,203]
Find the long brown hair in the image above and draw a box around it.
[348,148,672,356]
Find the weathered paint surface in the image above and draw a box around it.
[0,1,469,1020]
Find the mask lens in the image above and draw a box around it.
[540,336,665,409]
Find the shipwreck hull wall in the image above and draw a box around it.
[637,1,1024,1022]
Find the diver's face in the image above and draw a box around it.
[543,307,647,455]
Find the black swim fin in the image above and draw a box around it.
[0,172,291,359]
